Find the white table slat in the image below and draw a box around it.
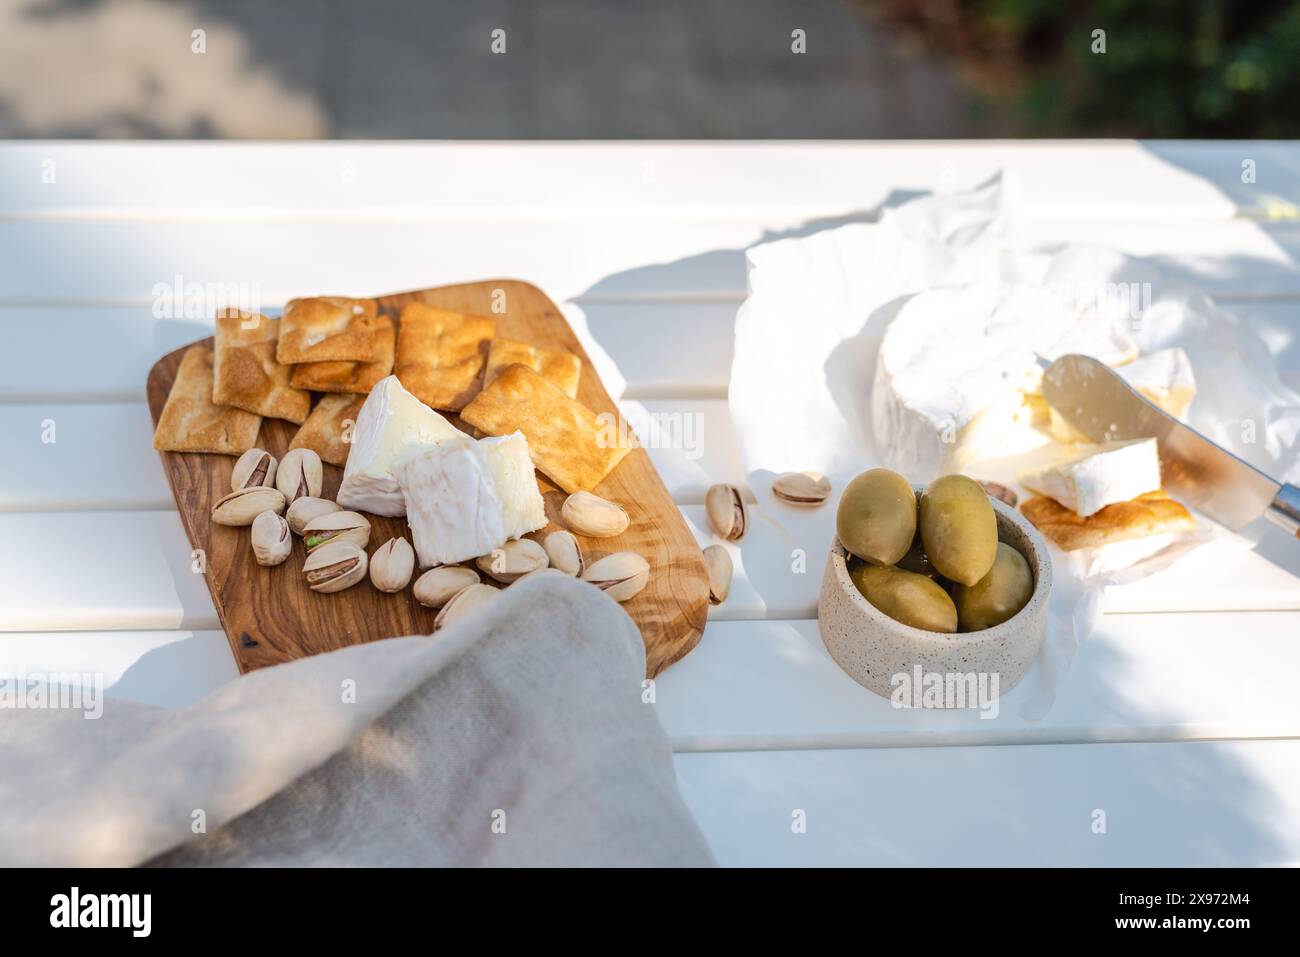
[2,503,1293,635]
[0,630,237,708]
[4,299,1290,409]
[656,615,1300,750]
[673,739,1300,866]
[1,142,1264,222]
[0,511,218,632]
[0,398,740,511]
[0,300,739,403]
[1,220,1299,308]
[684,502,1300,621]
[6,608,1299,751]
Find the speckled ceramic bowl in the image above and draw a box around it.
[818,491,1052,705]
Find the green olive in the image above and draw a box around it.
[954,542,1033,631]
[919,474,997,587]
[849,563,958,633]
[836,468,916,566]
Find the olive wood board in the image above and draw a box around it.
[146,279,709,677]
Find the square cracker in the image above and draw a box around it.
[485,337,581,399]
[153,345,262,455]
[460,364,631,493]
[213,310,311,424]
[394,301,494,411]
[290,315,395,394]
[290,393,366,468]
[1019,489,1195,551]
[276,296,385,364]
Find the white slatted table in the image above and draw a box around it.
[2,143,1298,866]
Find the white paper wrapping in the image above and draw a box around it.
[729,175,1300,718]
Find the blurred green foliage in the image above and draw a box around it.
[873,0,1300,136]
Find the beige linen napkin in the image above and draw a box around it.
[0,572,714,867]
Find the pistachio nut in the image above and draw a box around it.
[705,483,747,541]
[276,448,323,503]
[302,541,367,594]
[413,565,481,608]
[302,511,371,553]
[287,496,341,536]
[250,510,292,566]
[433,583,499,632]
[231,448,278,492]
[580,551,650,603]
[771,471,831,507]
[979,480,1018,508]
[212,485,286,526]
[702,543,733,605]
[542,530,584,577]
[369,537,415,593]
[561,491,629,538]
[476,538,548,583]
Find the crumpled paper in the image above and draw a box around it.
[729,174,1300,718]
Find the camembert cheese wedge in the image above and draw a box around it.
[337,375,464,517]
[1019,437,1160,518]
[392,432,548,568]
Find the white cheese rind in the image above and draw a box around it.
[392,437,506,567]
[1020,438,1160,517]
[872,281,1157,480]
[479,431,548,541]
[337,375,463,517]
[871,284,1063,480]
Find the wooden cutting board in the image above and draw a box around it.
[146,279,708,677]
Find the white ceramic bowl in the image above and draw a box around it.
[818,492,1052,705]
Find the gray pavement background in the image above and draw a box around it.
[0,0,979,138]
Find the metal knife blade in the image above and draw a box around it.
[1041,354,1283,531]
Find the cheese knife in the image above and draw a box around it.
[1041,353,1300,537]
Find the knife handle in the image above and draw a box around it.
[1266,483,1300,538]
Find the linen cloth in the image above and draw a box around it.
[728,174,1300,719]
[0,572,715,867]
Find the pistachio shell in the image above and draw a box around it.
[302,511,371,553]
[302,541,367,594]
[706,484,746,541]
[979,480,1018,507]
[231,448,278,492]
[211,486,286,526]
[476,538,548,583]
[580,551,650,603]
[250,510,292,566]
[287,496,341,536]
[276,448,323,503]
[433,583,499,632]
[542,530,584,576]
[702,543,732,605]
[369,537,415,593]
[561,491,630,538]
[771,471,831,507]
[413,566,481,608]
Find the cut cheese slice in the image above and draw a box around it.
[1019,438,1160,517]
[392,431,548,568]
[479,431,548,541]
[392,436,506,567]
[337,375,464,516]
